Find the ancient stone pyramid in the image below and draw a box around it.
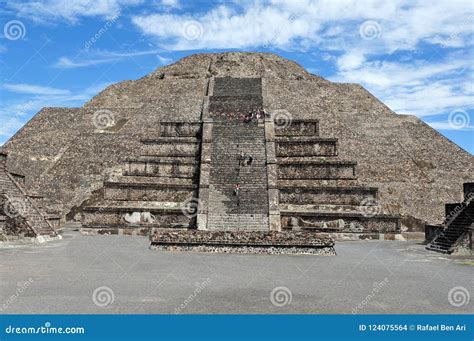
[2,52,473,239]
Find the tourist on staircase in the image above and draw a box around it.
[233,184,240,206]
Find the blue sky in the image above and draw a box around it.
[0,0,472,153]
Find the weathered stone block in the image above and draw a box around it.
[199,163,211,188]
[269,213,281,231]
[266,142,277,164]
[197,213,208,230]
[268,188,279,211]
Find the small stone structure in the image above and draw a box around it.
[150,230,335,255]
[0,151,60,242]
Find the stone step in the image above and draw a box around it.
[103,181,197,202]
[158,121,202,138]
[278,160,357,180]
[279,186,378,206]
[274,119,319,137]
[276,137,337,157]
[280,210,400,233]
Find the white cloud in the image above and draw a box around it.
[0,117,24,138]
[331,52,473,117]
[0,81,114,144]
[53,49,172,68]
[130,0,474,119]
[7,0,143,23]
[337,50,366,70]
[54,56,117,68]
[427,120,474,131]
[3,83,71,95]
[159,0,179,7]
[131,0,473,52]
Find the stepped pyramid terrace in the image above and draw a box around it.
[1,52,473,254]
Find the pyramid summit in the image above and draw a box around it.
[1,52,473,248]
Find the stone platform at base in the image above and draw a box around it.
[149,230,336,256]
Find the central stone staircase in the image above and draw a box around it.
[207,121,269,231]
[205,77,269,231]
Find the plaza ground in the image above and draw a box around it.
[0,229,472,314]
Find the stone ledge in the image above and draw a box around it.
[150,230,334,248]
[279,185,378,192]
[277,159,357,166]
[274,118,319,123]
[150,244,336,256]
[104,181,197,190]
[280,210,400,220]
[125,157,198,165]
[275,137,337,143]
[83,204,184,214]
[122,172,197,179]
[141,137,201,144]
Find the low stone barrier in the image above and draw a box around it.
[150,230,336,255]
